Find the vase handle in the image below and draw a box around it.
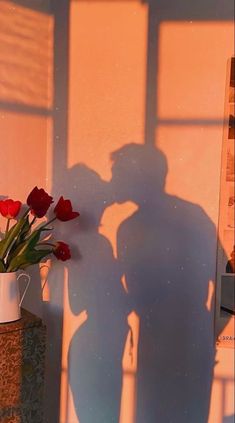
[17,273,31,307]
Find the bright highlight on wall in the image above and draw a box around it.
[157,21,234,224]
[0,0,53,200]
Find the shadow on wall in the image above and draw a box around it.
[223,416,235,423]
[2,0,233,422]
[63,165,130,423]
[110,143,217,423]
[60,143,221,423]
[143,0,233,20]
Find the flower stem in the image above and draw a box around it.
[23,207,30,218]
[47,217,57,226]
[5,218,10,234]
[40,217,57,230]
[29,216,37,231]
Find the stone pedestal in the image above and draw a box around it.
[0,309,46,423]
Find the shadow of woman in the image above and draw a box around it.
[65,164,130,423]
[110,143,218,423]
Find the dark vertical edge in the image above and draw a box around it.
[144,2,160,147]
[51,0,70,188]
[43,1,70,422]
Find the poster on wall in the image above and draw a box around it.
[227,185,235,228]
[226,141,235,181]
[215,57,235,349]
[229,57,234,103]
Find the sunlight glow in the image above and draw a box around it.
[157,21,234,224]
[0,1,53,200]
[0,0,53,109]
[206,280,215,312]
[68,0,147,180]
[119,311,140,423]
[60,268,87,423]
[208,349,235,423]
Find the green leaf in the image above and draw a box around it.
[0,222,17,251]
[23,230,41,251]
[6,224,53,271]
[5,217,31,264]
[0,217,27,260]
[9,226,47,257]
[7,248,52,272]
[0,259,6,273]
[18,216,31,243]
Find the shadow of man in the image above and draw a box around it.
[111,143,217,423]
[66,164,130,423]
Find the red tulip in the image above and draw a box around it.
[53,241,71,261]
[0,199,22,219]
[27,186,53,218]
[54,196,80,221]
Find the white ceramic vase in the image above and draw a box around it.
[0,272,30,323]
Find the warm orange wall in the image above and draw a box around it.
[58,4,148,422]
[68,1,148,180]
[44,1,235,422]
[1,1,233,422]
[0,113,48,199]
[0,0,53,200]
[155,21,234,423]
[157,22,233,224]
[0,1,53,311]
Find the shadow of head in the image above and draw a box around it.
[110,143,168,204]
[63,163,114,231]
